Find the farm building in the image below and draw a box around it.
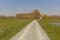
[16,10,41,19]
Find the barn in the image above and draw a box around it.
[16,10,41,19]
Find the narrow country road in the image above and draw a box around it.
[10,19,50,40]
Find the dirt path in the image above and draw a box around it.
[10,19,50,40]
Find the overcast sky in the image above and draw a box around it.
[0,0,60,16]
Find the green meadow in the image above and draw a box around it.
[0,18,60,40]
[38,19,60,40]
[0,19,32,40]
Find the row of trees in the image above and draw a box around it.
[0,15,14,19]
[42,14,48,19]
[42,14,60,19]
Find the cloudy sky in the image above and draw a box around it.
[0,0,60,16]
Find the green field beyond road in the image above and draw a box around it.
[0,19,32,40]
[38,19,60,40]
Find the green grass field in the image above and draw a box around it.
[38,19,60,40]
[0,19,33,40]
[0,18,60,40]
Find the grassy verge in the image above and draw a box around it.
[38,19,60,40]
[0,19,33,40]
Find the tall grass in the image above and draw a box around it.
[38,19,60,40]
[0,19,32,40]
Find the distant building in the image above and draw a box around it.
[16,10,41,19]
[47,15,60,19]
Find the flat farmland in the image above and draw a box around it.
[0,19,32,40]
[38,19,60,40]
